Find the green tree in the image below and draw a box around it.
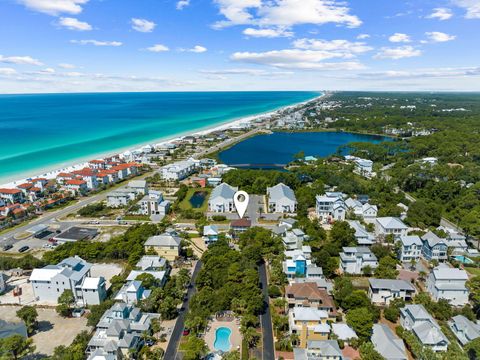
[56,289,75,317]
[15,306,38,335]
[0,335,35,360]
[346,307,374,341]
[222,350,241,360]
[359,341,385,360]
[241,326,260,349]
[374,256,399,279]
[330,221,356,247]
[343,290,371,311]
[182,335,208,360]
[135,273,158,289]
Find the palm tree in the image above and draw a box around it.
[241,326,260,348]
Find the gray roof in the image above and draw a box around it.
[413,321,449,346]
[307,340,342,356]
[144,233,181,247]
[135,255,167,270]
[372,324,407,360]
[422,231,447,247]
[399,235,422,246]
[376,217,408,230]
[209,183,238,201]
[267,183,297,202]
[448,315,480,345]
[369,278,415,292]
[431,266,468,281]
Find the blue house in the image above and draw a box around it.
[421,231,448,262]
[283,254,307,278]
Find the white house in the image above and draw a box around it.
[354,158,374,177]
[127,180,148,195]
[448,315,480,346]
[315,192,346,223]
[346,220,375,246]
[208,183,238,213]
[426,266,469,306]
[267,183,297,213]
[368,279,416,305]
[161,158,198,181]
[372,324,407,360]
[339,247,378,274]
[203,225,219,245]
[106,188,138,207]
[282,229,306,250]
[400,304,449,352]
[375,217,408,239]
[29,256,106,306]
[398,235,423,262]
[139,192,170,216]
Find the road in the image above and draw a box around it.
[258,261,275,360]
[164,260,203,360]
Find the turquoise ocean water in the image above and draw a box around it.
[0,91,319,184]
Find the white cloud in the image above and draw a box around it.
[427,8,453,20]
[176,0,190,10]
[146,44,170,52]
[213,0,361,29]
[292,38,373,56]
[58,63,76,69]
[16,0,89,16]
[231,49,364,70]
[0,55,43,66]
[374,46,422,60]
[131,18,156,33]
[359,67,480,79]
[0,68,17,75]
[452,0,480,19]
[357,34,370,40]
[243,27,293,38]
[70,39,123,46]
[388,33,411,43]
[187,45,208,53]
[200,68,293,76]
[58,17,92,31]
[425,31,456,42]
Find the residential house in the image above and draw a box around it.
[29,256,106,306]
[437,226,468,254]
[72,169,99,189]
[267,183,297,213]
[289,307,330,348]
[346,220,375,246]
[135,255,168,271]
[283,229,306,250]
[372,324,407,360]
[285,282,337,320]
[64,179,88,195]
[161,158,197,181]
[345,198,378,223]
[139,192,170,216]
[293,340,344,360]
[400,304,449,352]
[331,324,357,343]
[86,302,159,358]
[398,235,423,262]
[128,180,148,195]
[421,231,448,262]
[315,192,346,223]
[368,279,416,305]
[375,217,408,239]
[144,233,181,261]
[114,280,151,304]
[106,188,137,208]
[208,183,238,213]
[0,188,24,204]
[448,315,480,346]
[203,225,219,245]
[280,218,297,229]
[340,247,378,274]
[230,218,251,239]
[426,266,469,306]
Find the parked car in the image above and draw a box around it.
[145,339,155,346]
[2,244,13,251]
[18,246,30,253]
[182,329,190,336]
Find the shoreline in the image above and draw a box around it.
[0,93,324,188]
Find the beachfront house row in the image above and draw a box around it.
[144,233,181,261]
[374,217,408,239]
[372,324,408,360]
[289,307,330,348]
[315,192,346,224]
[421,231,448,262]
[448,315,480,346]
[293,340,344,360]
[29,256,106,306]
[64,179,88,195]
[161,158,198,181]
[400,304,449,352]
[208,183,238,213]
[267,183,297,213]
[86,302,159,359]
[0,188,24,204]
[426,266,469,306]
[340,246,378,274]
[368,278,416,305]
[398,235,423,262]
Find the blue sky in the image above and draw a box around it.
[0,0,479,93]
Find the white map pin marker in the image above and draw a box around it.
[234,191,249,219]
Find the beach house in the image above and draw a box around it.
[346,220,375,246]
[208,183,238,213]
[398,235,423,262]
[106,188,137,207]
[282,229,306,250]
[293,340,344,359]
[144,233,181,261]
[354,158,374,177]
[267,183,297,213]
[372,324,408,360]
[315,192,346,223]
[375,217,408,239]
[368,279,416,305]
[285,282,337,320]
[29,256,106,306]
[340,246,378,274]
[448,315,480,346]
[64,179,88,195]
[161,158,198,181]
[345,198,378,223]
[289,307,330,348]
[421,231,448,262]
[139,192,170,217]
[128,180,148,194]
[400,304,449,352]
[426,266,469,306]
[203,225,219,245]
[0,188,24,204]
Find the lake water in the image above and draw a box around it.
[218,131,389,168]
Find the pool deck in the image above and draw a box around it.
[204,318,242,353]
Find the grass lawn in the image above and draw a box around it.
[351,276,370,289]
[179,188,211,212]
[465,267,480,276]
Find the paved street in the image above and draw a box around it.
[258,261,275,360]
[164,260,203,360]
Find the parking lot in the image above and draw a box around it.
[0,306,89,357]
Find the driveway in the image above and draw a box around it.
[258,261,274,360]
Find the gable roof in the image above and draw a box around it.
[144,233,181,247]
[267,183,296,202]
[400,235,422,246]
[210,183,238,202]
[372,324,407,360]
[376,217,408,230]
[432,267,468,281]
[422,231,447,247]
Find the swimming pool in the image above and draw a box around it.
[214,327,232,352]
[453,255,475,264]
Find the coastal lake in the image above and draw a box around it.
[218,131,389,168]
